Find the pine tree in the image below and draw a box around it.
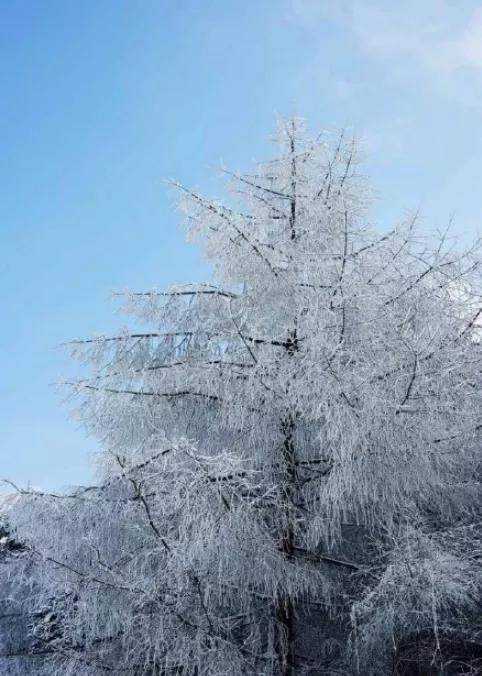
[1,119,481,675]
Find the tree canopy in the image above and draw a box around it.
[1,119,481,675]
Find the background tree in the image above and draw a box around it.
[1,119,481,675]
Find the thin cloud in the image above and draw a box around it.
[437,7,482,71]
[289,1,482,75]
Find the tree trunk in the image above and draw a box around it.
[275,412,297,676]
[274,325,298,675]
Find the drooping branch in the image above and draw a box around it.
[114,454,170,550]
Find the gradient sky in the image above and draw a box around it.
[1,0,481,490]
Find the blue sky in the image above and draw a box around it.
[1,0,481,490]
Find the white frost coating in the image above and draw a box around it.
[1,119,481,675]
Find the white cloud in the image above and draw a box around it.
[437,7,482,71]
[289,1,482,75]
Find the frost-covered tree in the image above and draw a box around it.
[1,119,481,675]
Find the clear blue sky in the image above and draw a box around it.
[1,1,481,490]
